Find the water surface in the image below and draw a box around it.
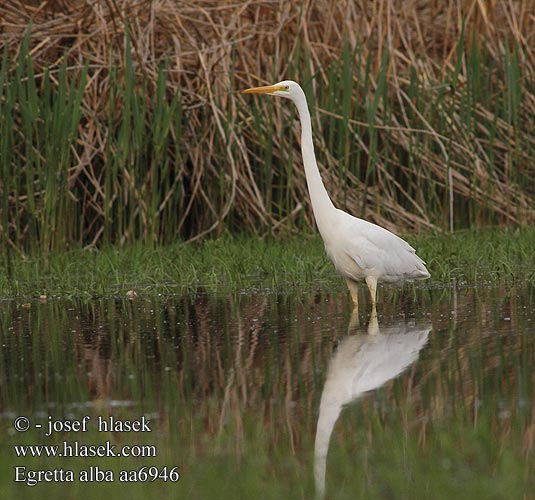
[1,283,533,498]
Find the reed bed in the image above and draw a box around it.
[1,1,534,253]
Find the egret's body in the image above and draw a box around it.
[313,315,431,498]
[243,80,429,309]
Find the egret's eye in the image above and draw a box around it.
[285,85,290,90]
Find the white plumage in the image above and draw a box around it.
[324,209,430,283]
[313,315,431,498]
[243,80,430,310]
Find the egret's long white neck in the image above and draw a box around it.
[292,89,336,234]
[314,397,341,499]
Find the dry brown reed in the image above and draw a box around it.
[1,1,534,249]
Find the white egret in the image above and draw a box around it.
[243,80,430,310]
[314,314,431,498]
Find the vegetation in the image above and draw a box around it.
[1,1,535,255]
[1,227,534,299]
[2,5,533,498]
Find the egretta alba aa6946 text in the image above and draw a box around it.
[243,80,430,311]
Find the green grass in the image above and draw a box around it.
[0,227,534,299]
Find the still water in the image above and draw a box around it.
[1,283,534,499]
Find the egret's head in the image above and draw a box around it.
[242,80,300,100]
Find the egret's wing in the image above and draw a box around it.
[340,214,428,279]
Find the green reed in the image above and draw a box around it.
[1,35,184,255]
[102,39,183,247]
[1,36,87,254]
[1,31,534,256]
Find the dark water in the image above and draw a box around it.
[0,283,534,498]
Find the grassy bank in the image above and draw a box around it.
[1,227,534,299]
[1,2,535,253]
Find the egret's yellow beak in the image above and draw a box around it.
[242,84,284,95]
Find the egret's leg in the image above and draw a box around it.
[348,307,360,331]
[345,279,359,308]
[365,276,378,313]
[367,309,379,335]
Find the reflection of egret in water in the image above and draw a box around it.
[314,312,431,499]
